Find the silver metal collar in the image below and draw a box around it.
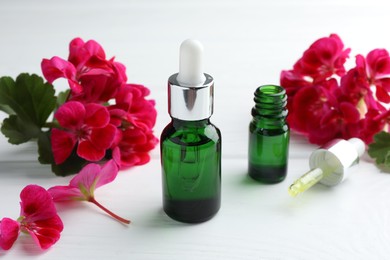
[168,73,214,121]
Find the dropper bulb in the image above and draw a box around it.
[177,39,206,86]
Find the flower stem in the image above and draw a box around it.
[89,197,131,224]
[43,121,61,129]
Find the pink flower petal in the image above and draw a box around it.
[20,185,57,222]
[84,103,110,128]
[80,68,112,77]
[64,160,118,199]
[27,215,63,250]
[109,107,128,127]
[119,153,142,167]
[0,218,20,250]
[367,49,390,77]
[51,129,77,165]
[307,122,339,145]
[291,86,328,133]
[41,57,82,93]
[48,185,83,202]
[89,124,116,150]
[94,160,118,189]
[121,128,146,144]
[70,163,101,192]
[54,101,86,129]
[41,56,77,83]
[340,102,360,123]
[77,140,106,162]
[68,37,88,67]
[117,129,158,168]
[375,84,390,103]
[84,39,106,59]
[68,80,83,94]
[111,146,122,167]
[113,61,128,83]
[115,84,135,106]
[78,73,120,103]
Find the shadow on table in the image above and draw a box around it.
[0,161,55,179]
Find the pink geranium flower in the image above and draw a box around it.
[113,128,158,168]
[0,185,63,250]
[293,34,351,82]
[363,49,390,103]
[18,185,63,249]
[51,101,116,164]
[48,160,130,224]
[41,38,127,103]
[109,84,158,168]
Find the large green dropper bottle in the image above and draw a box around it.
[160,39,221,223]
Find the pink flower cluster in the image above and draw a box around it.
[1,38,153,252]
[281,34,390,145]
[42,38,158,168]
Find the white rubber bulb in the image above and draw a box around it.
[177,39,206,87]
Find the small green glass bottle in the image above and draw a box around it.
[248,85,289,183]
[161,39,221,223]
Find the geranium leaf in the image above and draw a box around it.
[385,151,390,166]
[368,131,390,167]
[1,115,40,144]
[0,74,56,144]
[0,104,15,115]
[38,131,54,164]
[51,152,87,177]
[0,73,56,127]
[56,90,70,108]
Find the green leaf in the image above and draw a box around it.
[0,74,56,127]
[37,131,54,164]
[368,131,390,167]
[0,104,15,115]
[51,152,87,177]
[0,74,57,144]
[1,115,40,144]
[56,89,70,108]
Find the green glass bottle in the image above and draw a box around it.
[161,39,221,223]
[161,118,221,223]
[248,85,289,183]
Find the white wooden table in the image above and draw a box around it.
[1,0,390,259]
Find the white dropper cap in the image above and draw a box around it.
[176,39,206,87]
[313,138,365,186]
[288,138,365,197]
[348,137,366,158]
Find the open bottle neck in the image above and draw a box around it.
[251,85,288,128]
